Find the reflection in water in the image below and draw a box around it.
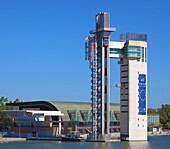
[94,141,151,149]
[0,136,169,149]
[92,142,111,149]
[128,141,150,149]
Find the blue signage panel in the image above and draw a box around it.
[139,74,146,115]
[34,113,44,116]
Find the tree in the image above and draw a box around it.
[0,112,13,131]
[149,123,155,133]
[149,122,155,127]
[157,123,163,128]
[0,97,20,111]
[165,122,170,130]
[147,108,157,114]
[158,104,170,126]
[0,97,8,110]
[14,98,20,103]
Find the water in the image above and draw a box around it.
[0,136,169,149]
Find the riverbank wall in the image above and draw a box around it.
[0,138,26,143]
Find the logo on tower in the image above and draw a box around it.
[139,74,146,115]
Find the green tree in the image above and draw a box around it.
[147,108,157,114]
[149,122,155,127]
[0,97,20,111]
[0,97,8,110]
[157,123,163,128]
[158,104,170,126]
[165,122,170,130]
[149,122,155,132]
[0,112,13,131]
[14,98,20,103]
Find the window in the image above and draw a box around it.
[68,110,80,121]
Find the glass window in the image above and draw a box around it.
[103,40,109,44]
[68,110,80,121]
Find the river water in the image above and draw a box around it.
[0,136,169,149]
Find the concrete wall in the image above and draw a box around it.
[128,60,147,140]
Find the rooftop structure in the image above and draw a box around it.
[7,101,120,122]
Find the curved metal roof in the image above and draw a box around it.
[49,101,120,121]
[7,101,120,121]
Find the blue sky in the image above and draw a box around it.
[0,0,169,108]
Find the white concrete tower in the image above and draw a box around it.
[119,33,148,141]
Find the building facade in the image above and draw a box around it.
[3,109,64,138]
[6,101,120,138]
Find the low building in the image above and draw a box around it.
[5,101,120,137]
[3,109,64,138]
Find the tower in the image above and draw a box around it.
[85,13,148,141]
[119,33,147,141]
[85,12,115,141]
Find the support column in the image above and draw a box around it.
[59,116,61,135]
[64,122,68,135]
[72,123,77,131]
[45,116,52,127]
